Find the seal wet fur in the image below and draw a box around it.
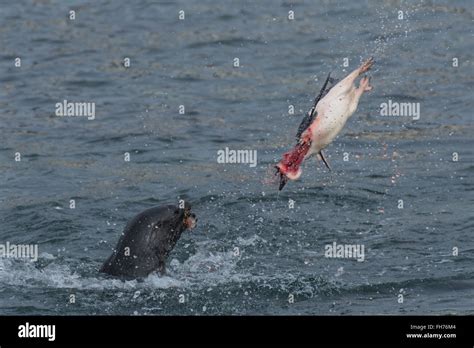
[100,202,197,278]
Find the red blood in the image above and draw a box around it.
[278,140,311,176]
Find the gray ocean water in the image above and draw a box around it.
[0,0,473,315]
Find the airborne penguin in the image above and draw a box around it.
[275,57,375,190]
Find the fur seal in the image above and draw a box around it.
[100,202,197,278]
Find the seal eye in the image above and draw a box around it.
[183,209,190,219]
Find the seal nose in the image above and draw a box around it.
[185,213,197,230]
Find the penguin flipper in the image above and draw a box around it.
[295,73,336,141]
[318,150,332,170]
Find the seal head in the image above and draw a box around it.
[100,202,197,278]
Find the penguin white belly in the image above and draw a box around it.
[309,88,357,153]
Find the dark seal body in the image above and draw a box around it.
[100,203,196,278]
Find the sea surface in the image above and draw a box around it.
[0,0,473,315]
